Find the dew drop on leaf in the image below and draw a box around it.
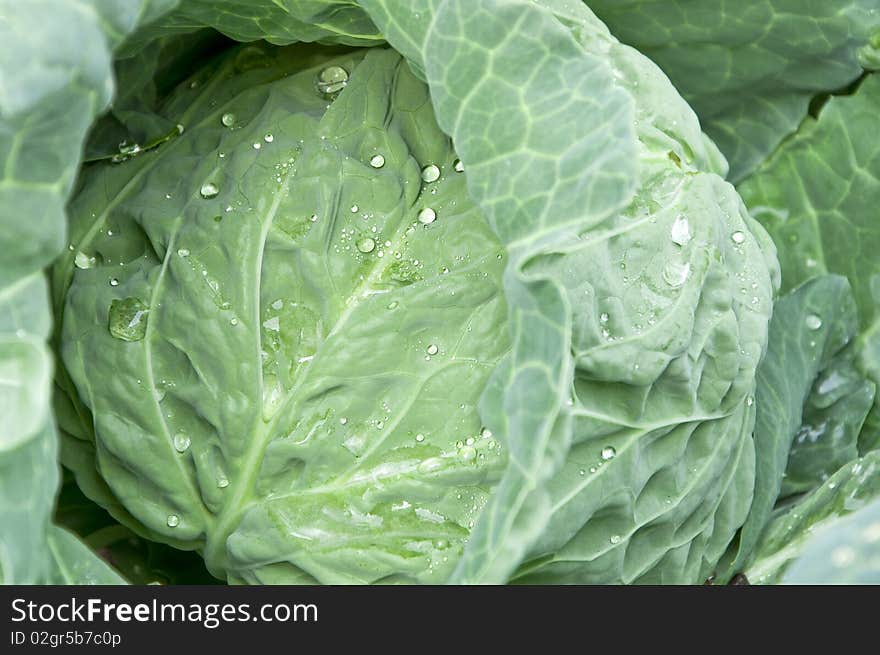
[454,159,464,173]
[731,231,746,244]
[663,260,690,288]
[173,433,191,453]
[316,66,349,96]
[221,113,235,127]
[263,133,274,143]
[670,215,691,246]
[356,237,375,253]
[426,344,439,356]
[418,208,437,224]
[166,514,180,528]
[370,154,385,168]
[200,182,219,199]
[74,251,97,269]
[601,446,616,460]
[108,297,149,342]
[421,164,440,183]
[805,314,823,330]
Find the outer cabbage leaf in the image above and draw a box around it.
[739,74,880,462]
[363,0,779,583]
[120,0,383,55]
[59,45,511,584]
[745,451,880,584]
[0,0,171,583]
[46,527,126,585]
[783,497,880,584]
[717,275,871,580]
[589,0,880,181]
[54,473,216,584]
[783,345,875,496]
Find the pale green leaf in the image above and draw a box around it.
[746,451,880,584]
[589,0,880,181]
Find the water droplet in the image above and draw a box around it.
[387,301,399,310]
[177,248,190,257]
[746,396,755,407]
[610,535,621,545]
[418,208,437,224]
[370,154,385,168]
[601,446,616,461]
[421,164,440,183]
[459,445,477,461]
[253,142,261,149]
[166,514,180,528]
[316,66,349,96]
[309,214,318,222]
[221,113,235,127]
[670,215,691,246]
[263,133,274,143]
[217,476,229,489]
[599,312,609,324]
[663,260,690,288]
[805,314,822,330]
[200,182,219,198]
[426,344,439,356]
[108,297,149,342]
[350,205,359,213]
[230,318,239,326]
[356,237,375,253]
[109,278,119,287]
[339,417,348,425]
[579,469,586,476]
[480,427,492,439]
[117,141,141,157]
[454,159,464,173]
[173,433,191,453]
[415,433,425,442]
[731,231,746,244]
[74,251,97,269]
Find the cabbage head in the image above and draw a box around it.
[51,4,778,584]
